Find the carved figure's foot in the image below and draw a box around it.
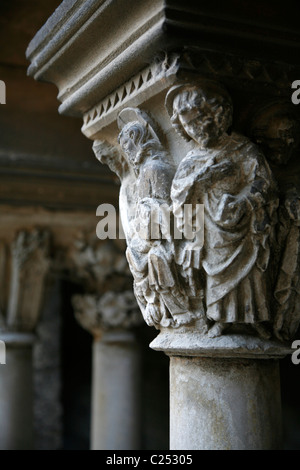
[252,323,272,339]
[207,322,229,338]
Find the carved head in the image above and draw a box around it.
[165,80,232,147]
[118,108,165,171]
[93,139,128,180]
[249,102,300,165]
[119,121,153,167]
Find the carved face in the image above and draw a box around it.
[119,121,152,170]
[172,87,231,147]
[119,130,139,164]
[251,107,300,165]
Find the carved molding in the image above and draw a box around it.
[82,54,180,138]
[0,230,51,333]
[26,0,300,120]
[180,49,297,95]
[82,51,299,140]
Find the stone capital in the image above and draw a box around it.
[67,237,143,337]
[72,291,142,338]
[0,229,51,335]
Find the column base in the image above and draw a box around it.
[150,327,292,359]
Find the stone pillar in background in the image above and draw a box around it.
[33,279,63,450]
[0,230,50,450]
[68,237,143,450]
[0,207,113,450]
[26,1,300,450]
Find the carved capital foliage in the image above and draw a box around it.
[66,237,131,292]
[0,230,51,333]
[92,59,300,351]
[67,236,143,334]
[73,291,142,337]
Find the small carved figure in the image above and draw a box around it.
[249,102,300,340]
[166,80,278,337]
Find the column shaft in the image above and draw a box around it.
[91,331,141,450]
[0,334,35,450]
[170,356,282,450]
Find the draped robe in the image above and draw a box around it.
[171,133,278,324]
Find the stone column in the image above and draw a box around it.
[68,238,143,450]
[0,230,50,449]
[26,1,300,450]
[0,332,35,449]
[169,357,281,450]
[151,328,289,450]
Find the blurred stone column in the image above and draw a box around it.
[0,230,50,449]
[68,238,143,450]
[73,292,142,450]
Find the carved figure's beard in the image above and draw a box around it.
[185,118,220,148]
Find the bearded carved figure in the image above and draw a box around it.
[166,81,278,338]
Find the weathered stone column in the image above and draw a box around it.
[68,238,143,450]
[170,357,281,450]
[151,328,289,450]
[27,0,300,450]
[0,230,50,449]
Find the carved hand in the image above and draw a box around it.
[215,194,246,226]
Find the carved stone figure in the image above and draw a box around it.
[166,81,278,338]
[117,108,201,328]
[249,102,300,340]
